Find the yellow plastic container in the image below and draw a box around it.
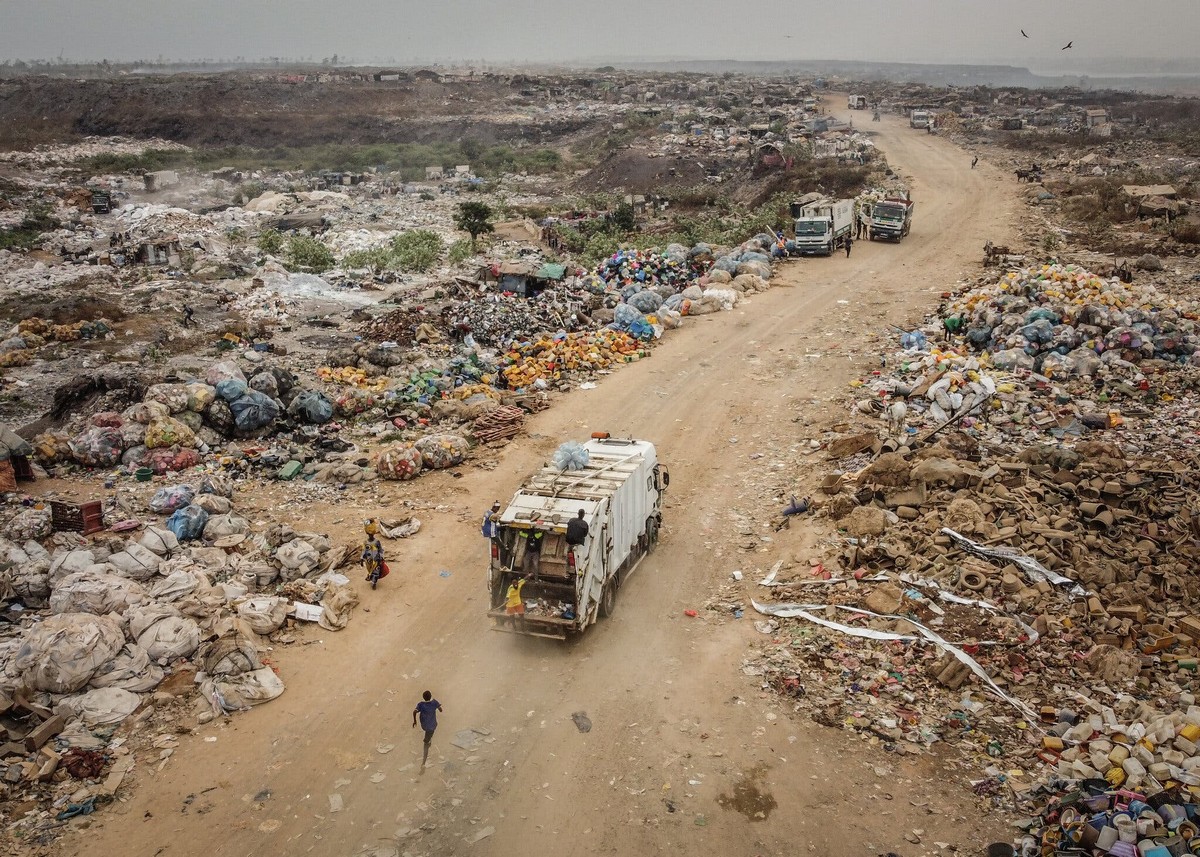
[1105,766,1127,787]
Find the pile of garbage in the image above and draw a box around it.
[739,260,1200,814]
[0,473,360,812]
[942,263,1200,374]
[33,359,337,475]
[445,290,591,348]
[500,330,647,390]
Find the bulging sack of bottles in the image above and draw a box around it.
[149,484,195,515]
[145,417,197,450]
[376,445,424,480]
[552,441,589,472]
[166,504,209,541]
[414,434,468,470]
[69,426,125,467]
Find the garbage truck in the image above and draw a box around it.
[791,198,854,256]
[870,196,914,241]
[486,434,669,639]
[909,110,931,129]
[847,95,868,110]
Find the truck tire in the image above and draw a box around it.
[599,581,617,618]
[646,516,659,552]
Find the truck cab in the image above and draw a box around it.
[847,95,868,110]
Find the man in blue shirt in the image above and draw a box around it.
[412,690,443,769]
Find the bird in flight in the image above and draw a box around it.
[1021,29,1029,38]
[1061,41,1073,50]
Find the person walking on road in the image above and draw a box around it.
[481,501,501,543]
[845,233,854,258]
[413,690,443,769]
[971,155,979,169]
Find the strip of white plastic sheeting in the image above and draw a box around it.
[900,573,1040,644]
[940,527,1079,591]
[751,599,1039,720]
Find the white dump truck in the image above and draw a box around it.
[847,95,868,110]
[910,109,931,130]
[791,197,854,256]
[486,435,669,639]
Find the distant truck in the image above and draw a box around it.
[870,196,914,241]
[790,198,854,256]
[847,95,868,110]
[910,110,931,130]
[486,435,669,639]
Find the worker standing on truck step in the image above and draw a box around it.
[481,501,501,542]
[522,529,544,577]
[566,509,589,549]
[505,575,530,627]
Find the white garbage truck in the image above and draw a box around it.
[486,435,669,639]
[791,197,854,256]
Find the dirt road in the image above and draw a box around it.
[64,112,1019,857]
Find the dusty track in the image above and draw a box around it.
[64,112,1020,857]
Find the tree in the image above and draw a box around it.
[455,201,495,244]
[611,202,636,231]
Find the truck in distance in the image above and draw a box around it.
[870,195,914,241]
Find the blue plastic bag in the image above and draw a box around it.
[166,504,209,541]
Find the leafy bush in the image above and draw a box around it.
[342,248,393,273]
[257,228,284,256]
[0,205,60,251]
[447,239,474,265]
[285,235,335,273]
[389,229,444,271]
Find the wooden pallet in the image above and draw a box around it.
[473,406,526,443]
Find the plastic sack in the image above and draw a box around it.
[213,666,285,707]
[3,508,52,541]
[108,542,163,580]
[148,445,202,474]
[900,329,928,350]
[69,426,125,467]
[611,303,645,332]
[249,371,279,399]
[707,269,732,284]
[319,584,359,631]
[145,416,197,450]
[128,604,201,661]
[149,484,195,514]
[144,383,191,413]
[230,391,280,433]
[627,290,663,313]
[49,571,146,616]
[202,512,249,541]
[14,613,125,693]
[33,431,73,463]
[186,383,217,413]
[277,539,320,576]
[215,379,248,402]
[414,434,468,470]
[166,504,209,541]
[193,493,232,515]
[140,526,179,556]
[55,687,141,727]
[204,398,235,434]
[702,288,739,311]
[205,360,247,387]
[88,643,164,693]
[287,390,334,424]
[122,444,151,470]
[90,411,124,429]
[149,570,200,602]
[124,400,170,424]
[376,445,424,481]
[991,348,1036,371]
[552,441,589,471]
[237,596,289,635]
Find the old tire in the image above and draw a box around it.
[599,581,617,618]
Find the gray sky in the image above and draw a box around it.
[0,0,1196,71]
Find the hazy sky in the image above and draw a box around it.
[0,0,1196,71]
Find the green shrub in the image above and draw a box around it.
[447,239,474,265]
[389,229,443,272]
[285,235,334,272]
[257,228,284,256]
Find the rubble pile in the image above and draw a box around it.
[743,261,1200,819]
[0,474,361,819]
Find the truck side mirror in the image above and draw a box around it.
[660,469,670,488]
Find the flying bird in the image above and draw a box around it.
[1061,41,1073,50]
[1021,29,1029,38]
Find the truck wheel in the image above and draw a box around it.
[646,517,659,552]
[599,581,617,618]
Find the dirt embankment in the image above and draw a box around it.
[0,75,597,149]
